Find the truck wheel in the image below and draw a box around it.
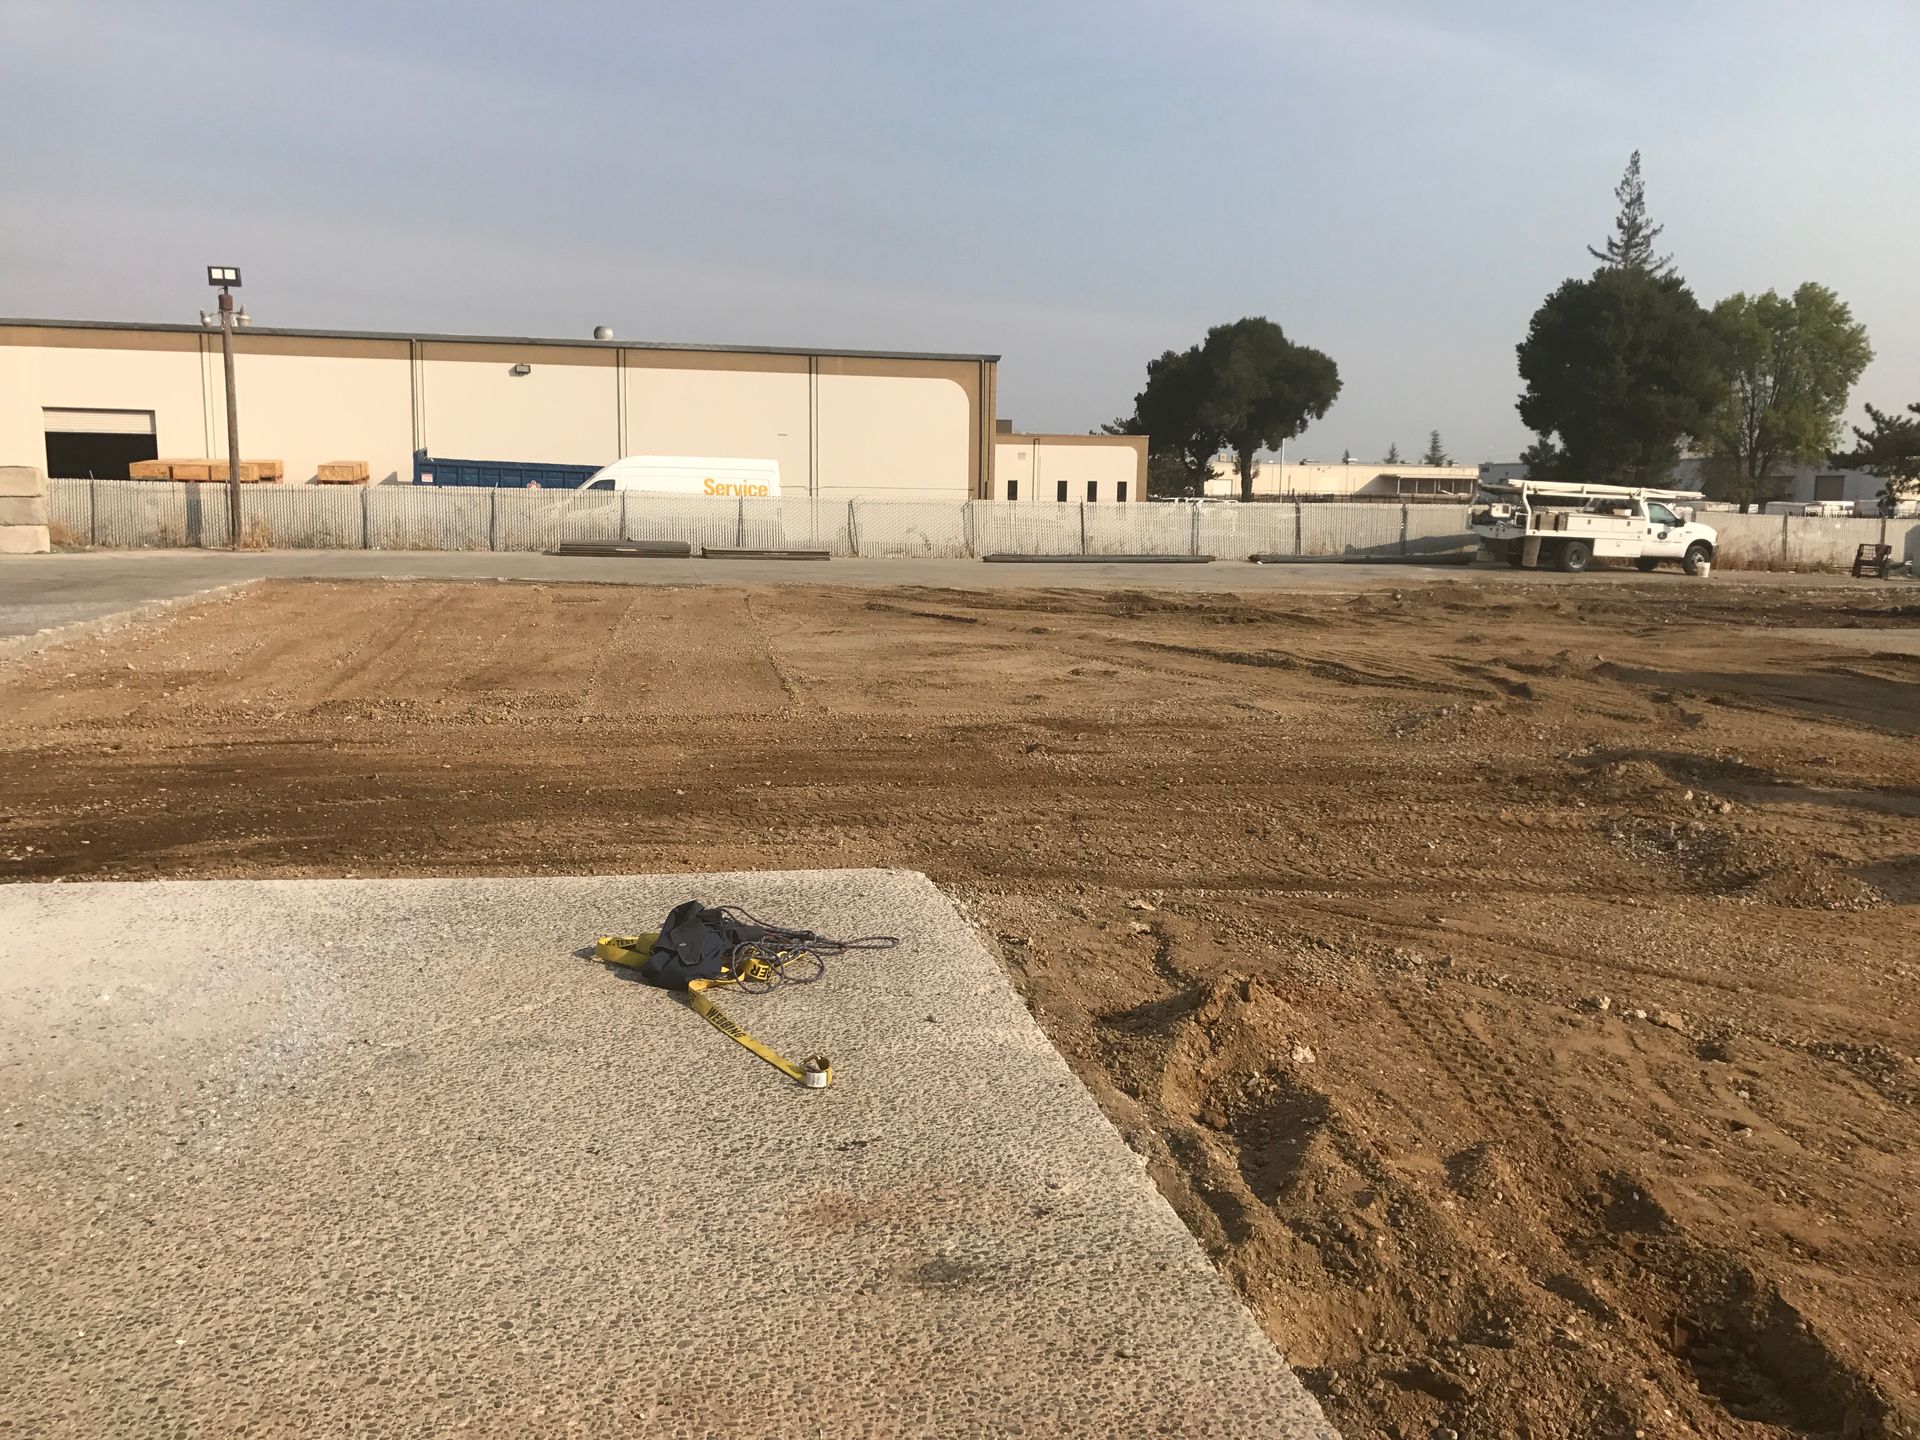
[1556,539,1593,573]
[1682,542,1713,576]
[1635,557,1660,572]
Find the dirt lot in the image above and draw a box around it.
[4,576,1917,1439]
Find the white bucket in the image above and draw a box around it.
[1697,560,1712,580]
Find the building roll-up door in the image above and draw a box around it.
[44,408,156,434]
[43,408,159,480]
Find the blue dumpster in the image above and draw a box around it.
[412,453,601,489]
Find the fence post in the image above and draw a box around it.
[1400,504,1411,556]
[1294,502,1304,556]
[847,499,861,557]
[736,497,745,547]
[964,501,977,557]
[89,478,100,547]
[360,488,371,549]
[488,489,499,551]
[1780,512,1791,570]
[1191,504,1200,557]
[1079,503,1088,555]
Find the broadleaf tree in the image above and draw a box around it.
[1704,284,1872,510]
[1516,267,1727,485]
[1116,317,1340,499]
[1106,346,1215,495]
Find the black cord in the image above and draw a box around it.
[715,904,900,993]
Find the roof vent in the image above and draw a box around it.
[593,325,614,341]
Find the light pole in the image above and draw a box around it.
[206,266,244,548]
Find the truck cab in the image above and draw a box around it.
[1469,481,1717,575]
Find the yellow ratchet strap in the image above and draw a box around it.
[594,934,833,1090]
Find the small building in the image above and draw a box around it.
[992,428,1146,504]
[0,318,1001,502]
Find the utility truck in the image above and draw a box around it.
[1468,480,1717,575]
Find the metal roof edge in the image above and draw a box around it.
[0,316,1000,365]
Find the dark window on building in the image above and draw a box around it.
[1813,474,1846,502]
[1056,480,1068,502]
[1006,478,1018,501]
[1117,481,1129,503]
[1086,481,1098,502]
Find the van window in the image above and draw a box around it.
[588,477,614,491]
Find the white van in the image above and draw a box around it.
[578,456,780,498]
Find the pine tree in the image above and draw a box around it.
[1422,430,1448,466]
[1588,151,1674,276]
[1383,442,1401,464]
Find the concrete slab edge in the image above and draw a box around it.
[0,579,261,664]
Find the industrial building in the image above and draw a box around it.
[991,427,1146,505]
[0,318,1015,502]
[1204,459,1480,500]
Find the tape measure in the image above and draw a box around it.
[595,933,834,1089]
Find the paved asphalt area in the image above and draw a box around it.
[0,547,1884,644]
[0,870,1334,1438]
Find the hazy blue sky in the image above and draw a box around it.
[4,0,1915,461]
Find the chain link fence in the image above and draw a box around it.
[39,479,1915,570]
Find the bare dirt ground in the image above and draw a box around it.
[4,576,1917,1440]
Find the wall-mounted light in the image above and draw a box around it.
[509,362,532,376]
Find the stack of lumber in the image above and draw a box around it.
[127,459,284,482]
[314,461,371,485]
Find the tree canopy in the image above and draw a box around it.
[1589,150,1673,277]
[1422,430,1449,466]
[1834,401,1920,508]
[1516,267,1726,485]
[1704,284,1872,508]
[1115,317,1341,499]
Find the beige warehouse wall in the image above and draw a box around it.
[625,351,812,494]
[815,357,980,500]
[3,325,993,498]
[420,342,617,466]
[0,328,206,475]
[993,439,1035,501]
[216,336,414,484]
[1034,436,1143,502]
[995,434,1146,502]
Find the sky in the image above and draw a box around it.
[3,0,1916,463]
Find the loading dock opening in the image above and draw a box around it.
[43,408,157,480]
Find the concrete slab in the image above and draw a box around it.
[0,871,1334,1438]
